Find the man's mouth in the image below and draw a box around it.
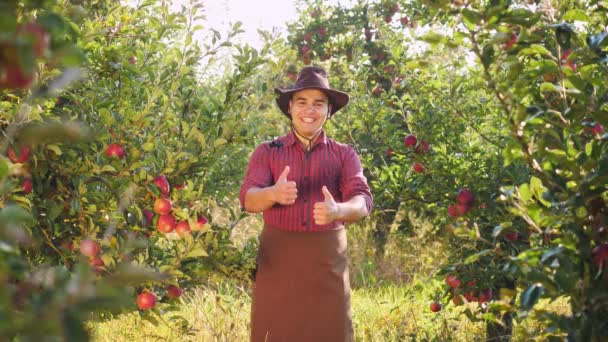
[301,117,315,123]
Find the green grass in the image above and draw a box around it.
[89,216,570,341]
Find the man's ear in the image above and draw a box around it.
[327,104,332,117]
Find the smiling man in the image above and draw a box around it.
[239,66,373,341]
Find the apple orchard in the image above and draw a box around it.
[1,0,607,340]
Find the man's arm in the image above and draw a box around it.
[313,187,369,225]
[243,186,277,213]
[243,166,297,213]
[336,195,369,223]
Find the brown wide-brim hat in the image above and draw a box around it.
[275,66,349,117]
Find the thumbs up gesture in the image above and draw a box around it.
[272,166,298,206]
[314,186,339,225]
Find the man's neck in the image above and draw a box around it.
[292,128,323,150]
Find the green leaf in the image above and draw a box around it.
[143,142,155,151]
[17,121,92,146]
[518,44,553,58]
[47,144,62,156]
[461,9,483,29]
[540,246,564,264]
[185,245,208,258]
[562,9,590,22]
[519,183,532,203]
[540,82,559,93]
[419,32,446,45]
[464,249,493,264]
[0,158,8,179]
[104,264,168,286]
[521,283,544,311]
[213,138,227,147]
[0,204,34,228]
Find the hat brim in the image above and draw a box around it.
[275,86,349,117]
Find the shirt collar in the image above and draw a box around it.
[282,130,327,148]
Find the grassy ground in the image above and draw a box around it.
[90,214,569,341]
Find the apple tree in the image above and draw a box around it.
[1,0,278,339]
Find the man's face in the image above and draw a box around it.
[289,88,331,139]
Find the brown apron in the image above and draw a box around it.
[250,225,353,342]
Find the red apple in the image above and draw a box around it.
[457,188,474,205]
[89,256,104,273]
[386,148,394,158]
[456,202,470,215]
[372,85,383,95]
[154,175,170,196]
[452,295,463,305]
[561,49,576,71]
[505,231,519,242]
[143,209,154,226]
[400,17,409,26]
[318,27,327,36]
[17,22,50,58]
[137,292,156,310]
[592,243,608,268]
[80,239,100,258]
[8,146,30,163]
[301,45,310,55]
[445,274,461,288]
[448,204,459,217]
[0,61,35,89]
[166,285,182,299]
[416,140,430,154]
[192,216,208,231]
[384,15,393,24]
[60,240,74,252]
[464,291,478,302]
[175,221,191,237]
[430,302,441,312]
[391,3,399,13]
[413,162,425,173]
[287,72,297,81]
[128,56,137,64]
[105,143,125,159]
[153,198,172,215]
[466,279,477,288]
[304,32,312,41]
[157,214,176,233]
[21,178,33,194]
[404,134,417,147]
[587,123,604,135]
[503,33,517,51]
[478,289,492,303]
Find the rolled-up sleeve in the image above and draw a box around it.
[340,146,373,216]
[239,144,272,209]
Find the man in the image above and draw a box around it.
[239,66,373,342]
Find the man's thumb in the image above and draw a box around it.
[278,166,290,181]
[322,186,334,202]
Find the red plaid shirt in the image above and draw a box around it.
[239,130,373,232]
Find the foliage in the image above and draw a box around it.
[286,0,607,339]
[0,0,281,339]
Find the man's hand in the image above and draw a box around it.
[314,186,340,225]
[272,166,298,205]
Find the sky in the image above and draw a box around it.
[182,0,300,49]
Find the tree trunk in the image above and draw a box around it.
[371,210,396,260]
